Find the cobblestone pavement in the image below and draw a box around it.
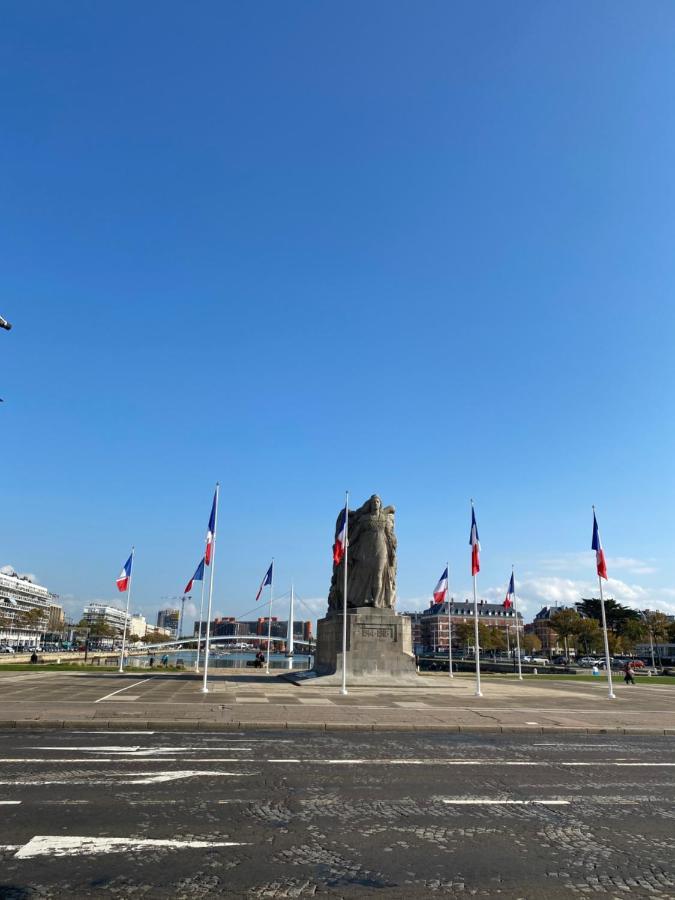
[0,670,673,733]
[0,728,673,898]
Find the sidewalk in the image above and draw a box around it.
[0,669,673,734]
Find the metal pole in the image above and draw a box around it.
[340,491,349,696]
[195,575,205,672]
[472,572,482,697]
[598,575,616,699]
[265,559,274,674]
[644,612,656,672]
[202,483,219,694]
[447,562,453,678]
[513,566,523,681]
[118,547,134,674]
[287,580,295,668]
[178,596,185,640]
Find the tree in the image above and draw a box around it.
[549,608,581,659]
[668,621,675,643]
[618,618,647,655]
[643,611,670,643]
[574,617,601,655]
[485,627,507,659]
[576,598,639,630]
[521,633,542,654]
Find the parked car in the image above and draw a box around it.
[0,646,16,653]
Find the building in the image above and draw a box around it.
[129,614,147,639]
[420,599,523,652]
[156,608,179,637]
[399,611,424,654]
[530,606,581,654]
[47,602,65,634]
[0,569,53,647]
[82,602,130,634]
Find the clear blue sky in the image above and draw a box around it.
[2,1,674,627]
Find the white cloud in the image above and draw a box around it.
[538,553,657,576]
[1,564,38,583]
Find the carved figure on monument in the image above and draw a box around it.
[328,494,397,611]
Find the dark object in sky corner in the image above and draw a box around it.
[0,315,12,330]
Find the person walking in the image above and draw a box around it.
[623,661,636,685]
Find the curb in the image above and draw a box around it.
[0,719,674,735]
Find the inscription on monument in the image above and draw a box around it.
[359,624,396,641]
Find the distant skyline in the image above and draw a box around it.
[2,2,674,628]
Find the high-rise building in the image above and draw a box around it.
[82,602,130,634]
[0,569,53,646]
[157,608,179,637]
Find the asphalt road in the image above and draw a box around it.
[0,729,674,899]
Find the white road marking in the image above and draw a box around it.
[0,771,256,786]
[33,746,253,755]
[266,759,675,767]
[442,799,569,805]
[0,800,21,805]
[13,835,249,858]
[94,679,152,703]
[234,697,269,703]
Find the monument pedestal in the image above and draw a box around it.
[303,607,418,685]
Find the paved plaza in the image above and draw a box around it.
[0,670,673,733]
[0,727,674,898]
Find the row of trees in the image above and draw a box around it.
[548,602,674,659]
[75,618,173,645]
[453,621,542,657]
[0,608,47,632]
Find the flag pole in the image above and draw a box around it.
[593,506,616,700]
[340,490,349,696]
[598,573,615,699]
[447,562,453,679]
[265,559,274,674]
[471,501,482,697]
[195,572,205,673]
[513,565,523,681]
[201,483,219,694]
[118,546,134,674]
[287,579,295,668]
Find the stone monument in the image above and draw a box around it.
[312,495,418,684]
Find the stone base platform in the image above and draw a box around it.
[287,607,421,686]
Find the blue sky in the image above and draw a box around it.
[2,1,674,627]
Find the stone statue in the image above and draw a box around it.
[328,495,397,611]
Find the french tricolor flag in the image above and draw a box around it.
[433,567,448,604]
[469,505,480,576]
[116,554,133,592]
[256,562,273,601]
[333,506,347,565]
[504,571,514,609]
[184,557,205,594]
[205,490,217,565]
[592,510,608,580]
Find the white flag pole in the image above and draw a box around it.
[201,483,219,694]
[265,560,274,674]
[513,566,523,681]
[340,491,349,696]
[118,547,134,674]
[593,506,616,700]
[287,580,295,667]
[447,563,453,679]
[194,572,206,673]
[471,501,482,697]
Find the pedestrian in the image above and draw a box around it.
[623,661,636,685]
[161,654,169,667]
[30,650,38,664]
[149,655,155,668]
